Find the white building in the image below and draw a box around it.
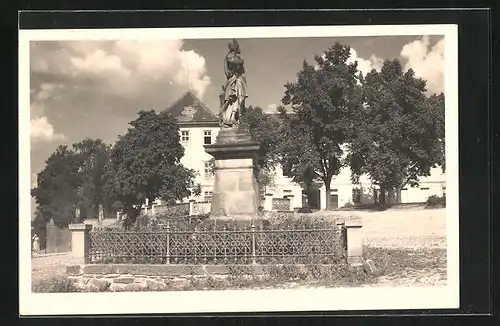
[159,91,445,211]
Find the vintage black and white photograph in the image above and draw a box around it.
[19,25,459,315]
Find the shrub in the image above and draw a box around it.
[341,202,355,210]
[296,206,313,213]
[425,195,446,208]
[32,276,79,293]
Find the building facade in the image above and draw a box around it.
[157,91,446,211]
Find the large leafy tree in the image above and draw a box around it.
[427,93,446,172]
[31,139,112,227]
[347,59,445,205]
[103,110,197,225]
[31,145,81,227]
[72,138,111,219]
[279,43,363,209]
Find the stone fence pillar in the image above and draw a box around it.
[69,224,93,263]
[189,199,196,216]
[264,193,273,211]
[344,220,363,266]
[286,195,294,211]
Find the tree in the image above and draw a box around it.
[280,43,363,209]
[31,139,112,227]
[103,110,198,226]
[72,138,111,220]
[31,145,81,227]
[347,59,445,205]
[427,93,446,172]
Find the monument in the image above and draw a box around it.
[204,39,261,220]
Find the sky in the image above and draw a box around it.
[29,34,445,216]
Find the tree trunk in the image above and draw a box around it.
[387,189,395,207]
[396,188,402,204]
[324,176,333,210]
[379,186,386,207]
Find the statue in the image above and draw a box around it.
[219,39,247,128]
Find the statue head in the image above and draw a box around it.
[228,39,240,54]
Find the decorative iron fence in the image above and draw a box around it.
[272,198,292,211]
[88,224,345,265]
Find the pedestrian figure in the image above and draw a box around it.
[32,234,40,254]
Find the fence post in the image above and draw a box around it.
[336,220,346,252]
[264,193,273,211]
[344,220,363,266]
[189,199,195,216]
[286,195,294,211]
[69,223,93,263]
[166,221,170,264]
[251,222,256,265]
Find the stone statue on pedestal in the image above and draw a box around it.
[219,39,247,129]
[205,38,260,220]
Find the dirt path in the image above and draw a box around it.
[317,207,446,249]
[31,253,83,281]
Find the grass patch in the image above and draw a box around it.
[33,247,447,292]
[32,276,79,293]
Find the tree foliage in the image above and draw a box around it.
[72,139,111,219]
[103,110,197,225]
[347,59,445,204]
[31,146,81,227]
[31,139,112,227]
[279,43,363,209]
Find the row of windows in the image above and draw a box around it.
[204,161,213,178]
[181,130,213,145]
[203,191,213,202]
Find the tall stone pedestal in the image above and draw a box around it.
[204,126,260,220]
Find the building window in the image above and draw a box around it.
[204,161,213,178]
[283,189,292,193]
[204,191,213,202]
[421,187,430,190]
[352,188,361,204]
[203,130,212,145]
[181,130,189,145]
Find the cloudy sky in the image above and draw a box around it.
[29,35,445,206]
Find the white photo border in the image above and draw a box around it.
[19,24,459,316]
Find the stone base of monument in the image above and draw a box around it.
[204,126,260,221]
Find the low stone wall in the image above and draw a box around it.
[66,264,337,292]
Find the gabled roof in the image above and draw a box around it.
[165,91,219,124]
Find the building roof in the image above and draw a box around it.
[165,91,219,124]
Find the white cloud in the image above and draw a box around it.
[70,49,132,79]
[31,40,211,99]
[400,36,445,94]
[315,48,383,80]
[31,173,38,188]
[30,116,66,143]
[266,103,278,113]
[347,48,383,77]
